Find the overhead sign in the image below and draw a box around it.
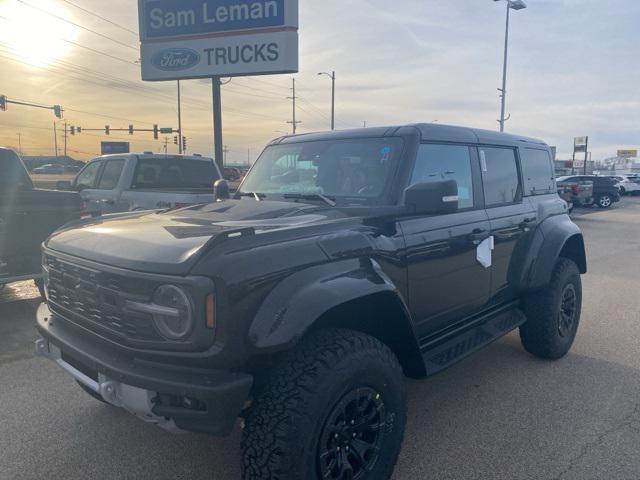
[138,0,299,81]
[617,149,638,158]
[574,136,588,153]
[101,142,130,155]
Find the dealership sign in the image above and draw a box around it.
[617,149,638,158]
[138,0,299,81]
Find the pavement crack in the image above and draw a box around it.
[551,402,640,480]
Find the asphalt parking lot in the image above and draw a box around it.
[1,198,639,480]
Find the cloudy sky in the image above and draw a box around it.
[0,0,638,164]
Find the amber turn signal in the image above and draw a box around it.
[206,293,216,330]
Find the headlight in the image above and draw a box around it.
[149,285,194,340]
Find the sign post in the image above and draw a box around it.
[574,136,589,175]
[138,0,299,169]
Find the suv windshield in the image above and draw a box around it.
[239,138,403,202]
[132,156,220,190]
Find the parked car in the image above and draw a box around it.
[35,124,586,480]
[32,164,66,174]
[557,175,621,208]
[608,176,640,196]
[0,148,81,295]
[223,167,242,181]
[557,177,594,211]
[57,153,222,216]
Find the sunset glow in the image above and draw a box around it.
[0,0,77,67]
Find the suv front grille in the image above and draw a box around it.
[44,255,163,343]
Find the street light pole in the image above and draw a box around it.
[318,71,336,130]
[494,0,526,132]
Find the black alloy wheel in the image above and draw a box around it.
[558,283,578,338]
[318,387,386,480]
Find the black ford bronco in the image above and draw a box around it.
[0,148,80,295]
[35,124,586,480]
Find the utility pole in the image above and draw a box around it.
[17,133,22,155]
[223,145,229,166]
[212,77,224,171]
[317,71,336,130]
[53,122,58,157]
[247,148,251,166]
[163,137,168,153]
[63,122,68,157]
[177,80,183,154]
[287,78,301,135]
[363,121,367,128]
[495,0,527,132]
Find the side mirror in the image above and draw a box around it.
[404,180,459,215]
[214,179,231,200]
[56,180,73,191]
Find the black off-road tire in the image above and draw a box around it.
[241,329,407,480]
[520,258,582,360]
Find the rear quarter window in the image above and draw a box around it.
[132,157,220,190]
[521,148,555,196]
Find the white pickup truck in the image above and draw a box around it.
[59,153,222,216]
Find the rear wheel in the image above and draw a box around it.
[241,329,407,480]
[596,194,613,208]
[520,258,582,360]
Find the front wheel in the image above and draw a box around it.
[241,329,407,480]
[520,258,582,360]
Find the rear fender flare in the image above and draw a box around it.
[525,215,586,290]
[248,258,414,352]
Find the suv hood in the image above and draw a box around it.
[45,198,351,274]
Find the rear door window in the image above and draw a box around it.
[132,157,220,190]
[521,148,555,196]
[479,147,522,207]
[97,159,126,190]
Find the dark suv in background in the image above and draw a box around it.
[557,175,621,208]
[35,124,586,480]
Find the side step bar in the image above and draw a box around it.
[420,303,526,376]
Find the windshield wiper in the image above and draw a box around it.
[283,193,337,207]
[238,192,266,201]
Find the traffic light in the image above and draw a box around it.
[53,105,62,119]
[182,136,187,152]
[70,126,75,136]
[153,124,159,140]
[173,135,178,145]
[129,125,134,135]
[105,125,110,135]
[0,95,6,111]
[77,127,82,134]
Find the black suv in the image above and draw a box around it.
[557,175,621,209]
[35,124,586,480]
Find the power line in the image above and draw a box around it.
[0,18,137,65]
[58,0,139,37]
[16,0,139,51]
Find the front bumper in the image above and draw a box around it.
[36,303,252,435]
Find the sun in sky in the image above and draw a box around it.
[0,0,78,67]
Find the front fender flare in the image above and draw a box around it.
[248,258,409,352]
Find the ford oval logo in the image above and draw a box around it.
[152,48,200,71]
